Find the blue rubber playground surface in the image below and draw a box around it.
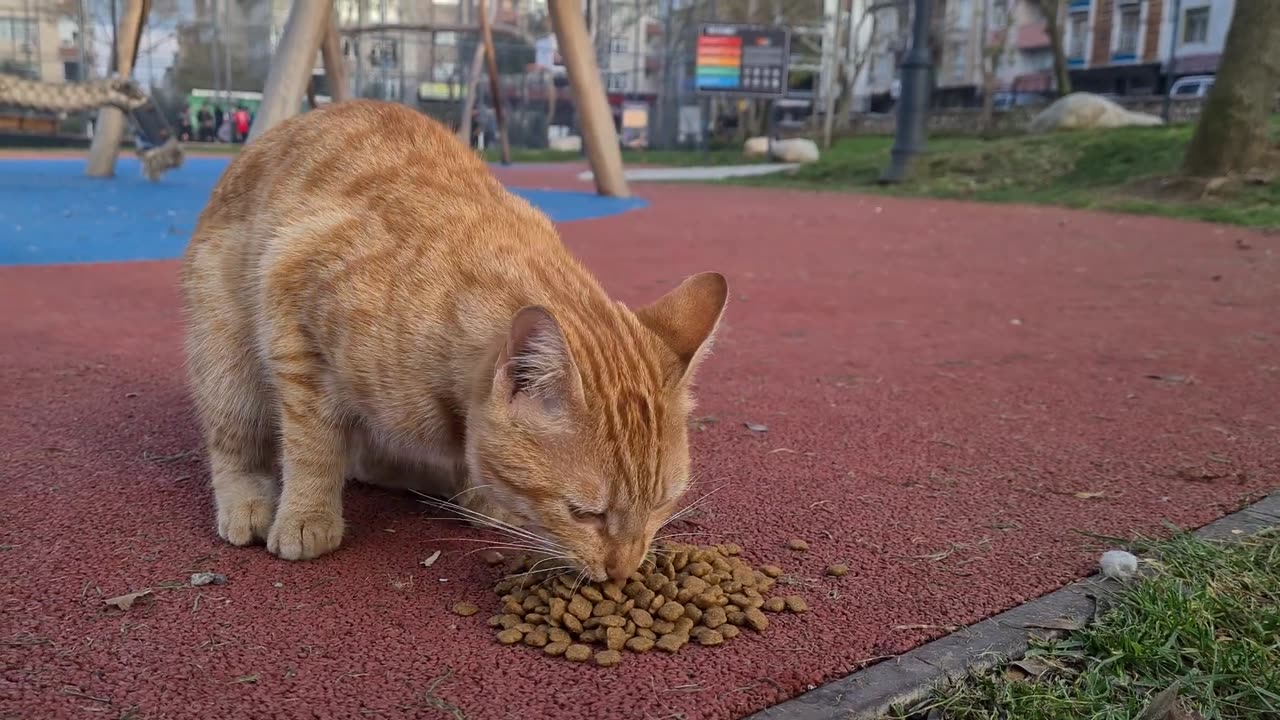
[0,156,647,266]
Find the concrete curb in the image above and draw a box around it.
[745,489,1280,720]
[576,163,799,182]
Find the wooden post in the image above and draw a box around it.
[249,0,332,142]
[479,0,511,164]
[85,0,149,178]
[458,0,496,145]
[548,0,629,197]
[320,3,349,103]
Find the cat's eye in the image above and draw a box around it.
[568,503,605,523]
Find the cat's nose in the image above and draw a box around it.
[605,557,632,584]
[605,541,644,583]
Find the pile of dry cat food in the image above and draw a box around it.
[473,542,809,666]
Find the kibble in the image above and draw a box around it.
[595,650,623,667]
[625,635,655,653]
[483,542,805,664]
[564,644,592,662]
[787,538,809,551]
[826,564,849,577]
[785,595,809,613]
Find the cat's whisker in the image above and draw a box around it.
[659,483,728,531]
[419,519,564,555]
[506,563,576,580]
[458,544,562,559]
[418,494,557,548]
[414,493,567,550]
[654,530,727,541]
[422,534,559,552]
[569,566,590,596]
[444,484,495,503]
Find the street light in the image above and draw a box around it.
[880,0,934,184]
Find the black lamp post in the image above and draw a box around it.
[880,0,934,184]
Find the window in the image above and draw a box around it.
[990,0,1009,29]
[1067,11,1088,59]
[1182,7,1209,44]
[609,37,628,54]
[0,17,36,44]
[607,72,628,91]
[1115,2,1140,56]
[948,45,967,82]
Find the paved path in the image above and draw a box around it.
[2,160,1278,720]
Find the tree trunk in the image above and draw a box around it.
[1044,2,1071,96]
[1182,0,1280,177]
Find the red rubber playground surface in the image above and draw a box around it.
[3,163,1279,719]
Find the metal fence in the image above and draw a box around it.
[1,1,839,150]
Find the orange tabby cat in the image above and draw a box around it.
[180,100,727,583]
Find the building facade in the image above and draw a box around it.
[0,0,93,84]
[1014,0,1236,95]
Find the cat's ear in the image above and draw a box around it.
[494,306,583,417]
[634,271,728,383]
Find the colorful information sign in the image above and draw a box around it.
[694,24,790,97]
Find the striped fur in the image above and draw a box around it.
[180,100,727,581]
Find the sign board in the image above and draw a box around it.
[620,101,649,149]
[695,24,790,97]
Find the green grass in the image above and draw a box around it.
[732,125,1280,229]
[894,529,1280,720]
[480,146,748,166]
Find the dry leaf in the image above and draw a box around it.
[1010,658,1053,678]
[104,590,152,611]
[1145,373,1191,384]
[744,422,768,432]
[1135,682,1181,720]
[231,674,259,684]
[1003,665,1029,682]
[420,550,442,568]
[1073,491,1105,500]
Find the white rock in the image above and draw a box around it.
[1028,92,1165,134]
[1099,550,1139,580]
[548,135,582,152]
[743,136,771,158]
[743,136,820,163]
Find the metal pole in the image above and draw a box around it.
[223,0,233,104]
[77,0,89,79]
[1161,0,1182,122]
[879,0,933,184]
[479,0,510,163]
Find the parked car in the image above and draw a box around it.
[1168,75,1215,98]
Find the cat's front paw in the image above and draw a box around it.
[267,507,344,560]
[216,493,274,546]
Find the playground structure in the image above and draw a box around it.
[0,0,182,182]
[0,0,629,196]
[252,0,629,197]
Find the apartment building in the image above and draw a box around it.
[599,0,660,95]
[1016,0,1235,95]
[0,0,92,84]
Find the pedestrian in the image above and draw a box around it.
[232,105,250,142]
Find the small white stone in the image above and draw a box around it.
[1099,550,1138,580]
[190,571,228,587]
